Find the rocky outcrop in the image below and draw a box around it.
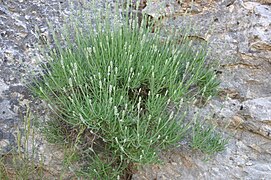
[133,0,271,179]
[0,0,71,177]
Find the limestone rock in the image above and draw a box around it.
[243,97,271,122]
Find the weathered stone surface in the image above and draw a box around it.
[243,97,271,122]
[0,0,71,176]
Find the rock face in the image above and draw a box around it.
[0,0,271,179]
[133,0,271,179]
[0,0,72,177]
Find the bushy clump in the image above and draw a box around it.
[30,0,222,178]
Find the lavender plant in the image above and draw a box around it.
[30,0,222,178]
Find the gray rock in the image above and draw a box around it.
[243,97,271,122]
[0,100,16,120]
[0,0,72,176]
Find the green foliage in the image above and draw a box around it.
[76,151,127,179]
[29,0,225,177]
[191,120,228,155]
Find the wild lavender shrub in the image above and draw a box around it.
[30,0,221,177]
